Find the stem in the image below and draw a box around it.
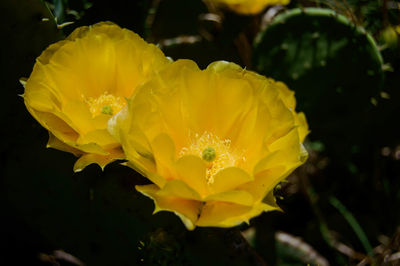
[224,228,268,266]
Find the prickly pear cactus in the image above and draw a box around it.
[253,8,384,156]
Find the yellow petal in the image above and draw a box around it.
[69,141,108,155]
[239,166,287,202]
[180,64,254,138]
[49,32,119,99]
[196,201,276,227]
[209,167,253,194]
[108,106,154,162]
[73,147,125,172]
[253,128,301,175]
[295,112,309,143]
[212,0,290,15]
[114,120,163,187]
[205,190,254,206]
[242,147,307,203]
[27,108,78,144]
[151,134,177,180]
[113,35,171,97]
[157,180,202,201]
[206,60,243,73]
[107,105,130,143]
[77,129,119,149]
[262,101,295,147]
[275,81,296,110]
[24,79,62,112]
[136,184,202,230]
[27,106,110,159]
[37,40,70,65]
[129,60,199,148]
[46,132,81,156]
[61,100,95,135]
[175,155,209,197]
[275,80,309,143]
[212,75,254,138]
[269,126,302,154]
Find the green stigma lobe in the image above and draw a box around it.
[101,105,113,115]
[202,147,216,162]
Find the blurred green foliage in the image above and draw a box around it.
[2,0,400,265]
[253,7,384,160]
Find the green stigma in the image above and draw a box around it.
[202,147,216,162]
[101,105,113,115]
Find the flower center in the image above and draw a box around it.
[202,147,216,162]
[83,91,125,118]
[179,131,243,184]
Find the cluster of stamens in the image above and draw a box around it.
[179,131,244,184]
[82,91,125,118]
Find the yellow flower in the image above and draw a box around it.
[380,26,399,49]
[108,60,308,230]
[22,22,170,172]
[210,0,290,15]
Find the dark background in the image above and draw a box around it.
[1,0,400,265]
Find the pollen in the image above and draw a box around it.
[83,91,125,118]
[179,131,244,184]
